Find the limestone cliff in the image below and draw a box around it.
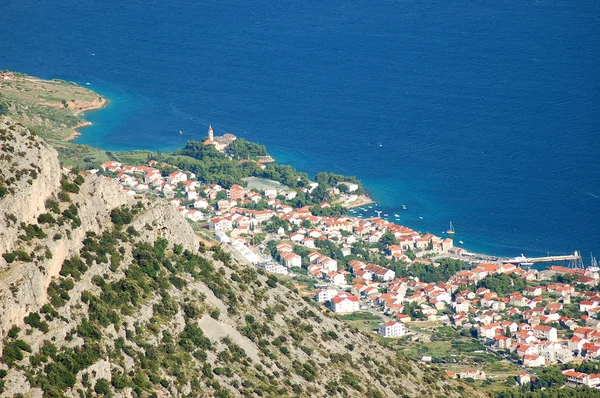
[0,118,196,351]
[0,117,61,254]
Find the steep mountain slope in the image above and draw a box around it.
[0,119,485,397]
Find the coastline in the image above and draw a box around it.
[65,97,109,142]
[11,75,583,264]
[44,90,498,262]
[67,121,92,141]
[342,194,374,209]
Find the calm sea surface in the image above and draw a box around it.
[1,0,599,259]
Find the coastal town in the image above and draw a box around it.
[91,127,600,391]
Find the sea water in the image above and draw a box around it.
[1,0,599,258]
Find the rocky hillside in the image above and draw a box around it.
[0,118,485,397]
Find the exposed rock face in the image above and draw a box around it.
[0,119,195,356]
[131,200,198,253]
[0,117,61,254]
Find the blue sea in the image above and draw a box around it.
[2,0,599,260]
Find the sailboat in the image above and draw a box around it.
[447,221,455,235]
[591,253,598,270]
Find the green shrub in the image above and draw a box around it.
[61,177,80,194]
[58,191,71,202]
[3,250,32,263]
[94,378,110,395]
[24,312,49,333]
[60,256,87,280]
[7,326,20,338]
[19,223,46,241]
[37,213,56,224]
[45,199,60,213]
[110,207,134,227]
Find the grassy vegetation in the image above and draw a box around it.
[0,72,104,141]
[334,312,383,334]
[106,150,154,165]
[52,140,110,169]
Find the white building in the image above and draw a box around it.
[215,232,231,243]
[522,354,545,367]
[258,261,289,275]
[264,189,277,198]
[187,190,197,200]
[185,209,204,222]
[330,293,360,313]
[281,252,301,268]
[542,347,574,364]
[315,289,339,303]
[378,321,406,338]
[209,217,232,231]
[167,170,187,184]
[194,199,209,209]
[533,325,558,342]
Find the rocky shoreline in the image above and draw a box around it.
[62,97,109,141]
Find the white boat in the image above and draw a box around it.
[447,221,455,235]
[394,214,399,217]
[419,216,423,220]
[503,254,533,266]
[459,241,464,244]
[384,214,388,216]
[402,205,407,210]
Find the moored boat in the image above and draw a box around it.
[447,221,455,235]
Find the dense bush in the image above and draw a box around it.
[60,256,87,280]
[391,258,472,284]
[61,176,80,194]
[2,339,32,365]
[110,207,134,227]
[37,213,56,224]
[2,250,32,263]
[478,273,526,295]
[57,191,71,202]
[24,312,49,333]
[45,199,60,213]
[18,223,46,241]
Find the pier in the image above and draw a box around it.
[526,254,581,263]
[503,252,582,265]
